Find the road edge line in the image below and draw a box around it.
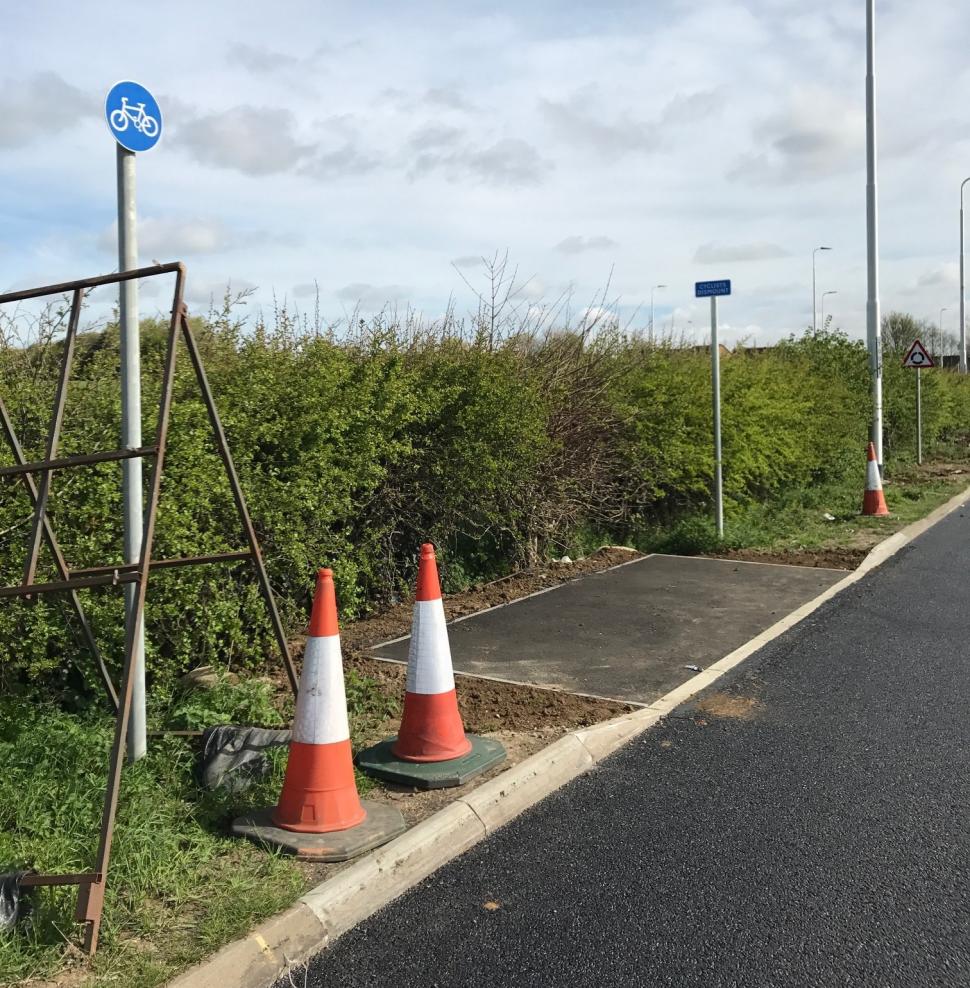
[166,483,970,988]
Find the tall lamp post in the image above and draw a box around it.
[812,246,832,332]
[821,290,838,329]
[960,178,970,373]
[650,284,667,341]
[865,0,884,466]
[940,307,948,369]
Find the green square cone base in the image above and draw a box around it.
[231,801,406,861]
[356,734,507,789]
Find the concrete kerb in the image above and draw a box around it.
[167,486,970,988]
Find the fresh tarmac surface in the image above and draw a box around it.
[371,553,847,703]
[290,506,970,987]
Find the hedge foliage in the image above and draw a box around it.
[1,301,968,693]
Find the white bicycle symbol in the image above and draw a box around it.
[110,97,159,138]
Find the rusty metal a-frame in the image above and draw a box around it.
[0,262,299,954]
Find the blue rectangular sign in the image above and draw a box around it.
[695,280,731,298]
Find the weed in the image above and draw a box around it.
[0,662,396,986]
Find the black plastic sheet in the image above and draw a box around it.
[198,724,290,792]
[0,871,32,933]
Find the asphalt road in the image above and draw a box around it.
[291,506,970,987]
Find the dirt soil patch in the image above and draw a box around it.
[692,692,762,721]
[706,547,865,569]
[347,653,630,737]
[907,462,968,479]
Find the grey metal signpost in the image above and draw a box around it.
[696,280,731,538]
[916,367,922,465]
[902,339,934,465]
[105,81,163,761]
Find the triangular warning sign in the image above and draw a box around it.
[902,338,935,369]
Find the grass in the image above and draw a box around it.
[630,444,970,559]
[0,670,396,988]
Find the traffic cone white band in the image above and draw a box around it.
[291,634,350,745]
[861,442,889,516]
[405,598,456,695]
[866,458,882,492]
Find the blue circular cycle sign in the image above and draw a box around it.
[105,80,162,153]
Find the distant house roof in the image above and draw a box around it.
[687,343,732,357]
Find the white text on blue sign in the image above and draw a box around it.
[695,280,731,298]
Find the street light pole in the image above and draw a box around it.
[865,0,884,467]
[650,284,667,342]
[821,290,838,329]
[940,307,948,369]
[812,246,832,332]
[960,178,969,373]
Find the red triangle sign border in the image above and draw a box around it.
[902,338,935,369]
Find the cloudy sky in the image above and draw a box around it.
[2,0,968,345]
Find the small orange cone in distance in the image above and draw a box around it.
[861,442,890,517]
[273,568,366,833]
[392,544,473,763]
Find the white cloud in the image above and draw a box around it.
[540,86,721,159]
[299,144,380,180]
[510,276,546,301]
[184,278,259,311]
[578,305,620,328]
[694,242,790,264]
[916,263,959,290]
[293,282,320,299]
[95,217,298,257]
[424,87,476,112]
[540,87,660,156]
[174,105,316,176]
[410,136,550,187]
[0,72,95,148]
[729,86,865,184]
[335,283,411,310]
[451,255,484,268]
[555,236,618,254]
[226,43,301,73]
[97,217,224,256]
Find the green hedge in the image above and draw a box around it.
[0,314,966,693]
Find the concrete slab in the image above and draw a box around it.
[370,554,847,705]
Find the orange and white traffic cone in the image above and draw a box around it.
[861,442,890,516]
[393,544,472,762]
[232,568,405,860]
[357,543,506,788]
[274,568,365,832]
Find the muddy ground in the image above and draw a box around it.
[706,546,867,568]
